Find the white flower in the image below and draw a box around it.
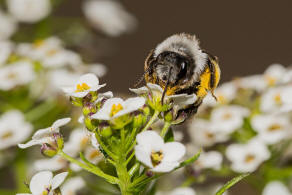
[194,151,223,170]
[130,83,197,111]
[0,41,13,64]
[34,156,67,172]
[135,131,186,173]
[86,63,107,78]
[0,110,32,150]
[260,86,292,113]
[210,105,250,134]
[169,187,196,195]
[263,64,287,86]
[41,49,82,68]
[7,0,51,23]
[16,171,68,195]
[0,10,17,40]
[82,0,137,37]
[17,37,62,60]
[226,138,270,173]
[262,181,292,195]
[157,187,196,195]
[61,177,85,195]
[62,73,105,98]
[212,82,237,105]
[91,97,145,120]
[18,118,71,149]
[0,60,35,90]
[188,119,229,147]
[251,114,291,144]
[236,74,268,92]
[84,146,103,164]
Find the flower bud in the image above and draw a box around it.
[90,91,98,102]
[142,106,151,116]
[85,117,97,131]
[132,112,147,128]
[82,102,97,116]
[99,125,112,138]
[164,111,174,122]
[41,143,57,157]
[53,133,64,150]
[70,97,83,107]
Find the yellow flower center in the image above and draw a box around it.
[89,149,101,160]
[268,123,282,131]
[33,39,44,48]
[218,95,227,104]
[80,136,89,148]
[151,150,164,167]
[273,94,282,105]
[47,49,58,56]
[265,75,276,86]
[1,131,13,140]
[110,103,123,116]
[75,83,91,92]
[205,131,214,139]
[222,112,232,120]
[244,154,255,163]
[42,184,51,195]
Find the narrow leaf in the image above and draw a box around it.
[215,172,250,195]
[175,149,201,170]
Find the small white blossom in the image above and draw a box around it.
[260,86,292,113]
[194,151,223,170]
[236,75,268,92]
[263,64,287,86]
[7,0,51,23]
[157,187,196,195]
[226,138,270,173]
[18,118,71,149]
[188,119,229,147]
[210,105,250,134]
[251,114,291,144]
[0,10,17,40]
[262,181,292,195]
[0,41,13,64]
[0,60,35,90]
[34,156,67,172]
[91,97,145,120]
[61,177,85,195]
[85,63,107,78]
[16,171,68,195]
[62,73,105,98]
[135,131,186,173]
[82,0,137,37]
[0,110,33,149]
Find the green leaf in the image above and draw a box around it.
[175,149,201,170]
[215,172,250,195]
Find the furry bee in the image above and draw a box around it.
[144,33,221,115]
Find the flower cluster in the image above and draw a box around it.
[186,63,292,194]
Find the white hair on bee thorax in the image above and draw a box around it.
[154,33,208,73]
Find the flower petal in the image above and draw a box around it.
[30,171,53,194]
[51,172,68,190]
[162,142,186,162]
[136,131,164,150]
[52,118,71,129]
[135,145,153,168]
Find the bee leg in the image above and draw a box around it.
[211,90,218,101]
[161,67,173,105]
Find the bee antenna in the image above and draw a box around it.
[161,67,173,105]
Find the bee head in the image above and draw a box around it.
[154,51,194,85]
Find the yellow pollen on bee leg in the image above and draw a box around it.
[151,150,164,167]
[268,124,282,131]
[75,83,91,92]
[244,154,255,163]
[110,103,123,116]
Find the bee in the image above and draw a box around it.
[144,33,221,115]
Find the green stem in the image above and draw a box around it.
[95,132,118,161]
[58,150,118,184]
[160,121,171,138]
[25,99,57,122]
[141,110,160,132]
[15,151,28,193]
